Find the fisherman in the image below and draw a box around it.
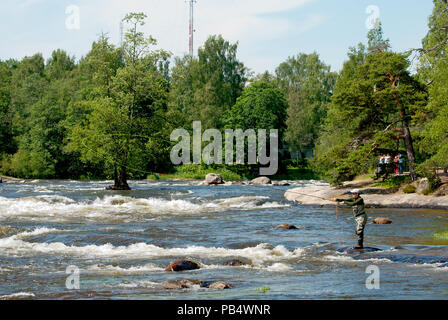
[332,189,367,249]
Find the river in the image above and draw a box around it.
[0,180,447,299]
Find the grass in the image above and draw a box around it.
[371,175,411,189]
[353,173,375,181]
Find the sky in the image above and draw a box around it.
[0,0,435,74]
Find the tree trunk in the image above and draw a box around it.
[116,166,130,190]
[113,166,119,187]
[107,166,131,190]
[390,74,417,181]
[401,116,417,181]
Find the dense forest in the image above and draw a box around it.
[1,1,448,188]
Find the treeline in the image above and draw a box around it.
[0,2,447,187]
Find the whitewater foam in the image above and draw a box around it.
[0,229,303,266]
[0,194,288,223]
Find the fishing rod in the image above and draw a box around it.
[271,186,345,245]
[283,189,329,201]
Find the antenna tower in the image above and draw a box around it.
[188,0,197,56]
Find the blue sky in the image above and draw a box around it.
[0,0,435,73]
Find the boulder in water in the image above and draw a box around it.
[165,259,201,272]
[106,185,131,191]
[224,259,247,266]
[250,177,272,185]
[162,279,198,289]
[337,246,382,254]
[0,226,16,238]
[200,280,233,290]
[373,217,393,225]
[205,173,224,185]
[417,178,430,194]
[274,181,290,186]
[274,224,299,230]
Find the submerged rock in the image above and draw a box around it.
[0,226,16,238]
[205,173,224,185]
[106,185,131,191]
[200,281,233,290]
[251,177,272,185]
[224,259,247,266]
[337,246,382,254]
[165,259,201,272]
[373,217,393,224]
[273,181,290,186]
[274,224,299,230]
[162,279,199,290]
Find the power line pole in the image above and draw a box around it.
[188,0,197,56]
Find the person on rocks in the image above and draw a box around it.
[394,155,400,174]
[332,189,367,250]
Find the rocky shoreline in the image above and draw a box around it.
[285,185,448,210]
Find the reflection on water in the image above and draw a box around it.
[0,180,447,300]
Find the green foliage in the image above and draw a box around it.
[276,53,336,156]
[367,21,390,53]
[1,4,447,185]
[148,164,242,181]
[315,44,427,184]
[169,35,247,130]
[225,81,287,133]
[67,13,171,187]
[403,184,417,193]
[372,175,411,189]
[416,1,448,170]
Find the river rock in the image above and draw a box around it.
[224,259,246,266]
[165,259,201,272]
[0,226,16,238]
[274,224,299,230]
[274,181,290,186]
[250,177,272,185]
[200,281,233,290]
[106,185,131,191]
[205,173,224,185]
[231,181,247,186]
[417,178,430,194]
[373,217,393,224]
[162,279,198,289]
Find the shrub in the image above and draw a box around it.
[403,184,417,194]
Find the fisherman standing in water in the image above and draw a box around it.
[332,189,367,249]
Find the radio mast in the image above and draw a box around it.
[188,0,197,56]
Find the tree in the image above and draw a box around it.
[68,13,170,189]
[276,53,336,158]
[315,52,427,183]
[226,81,287,133]
[169,35,247,130]
[417,0,448,171]
[0,61,13,156]
[367,21,390,53]
[3,50,78,178]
